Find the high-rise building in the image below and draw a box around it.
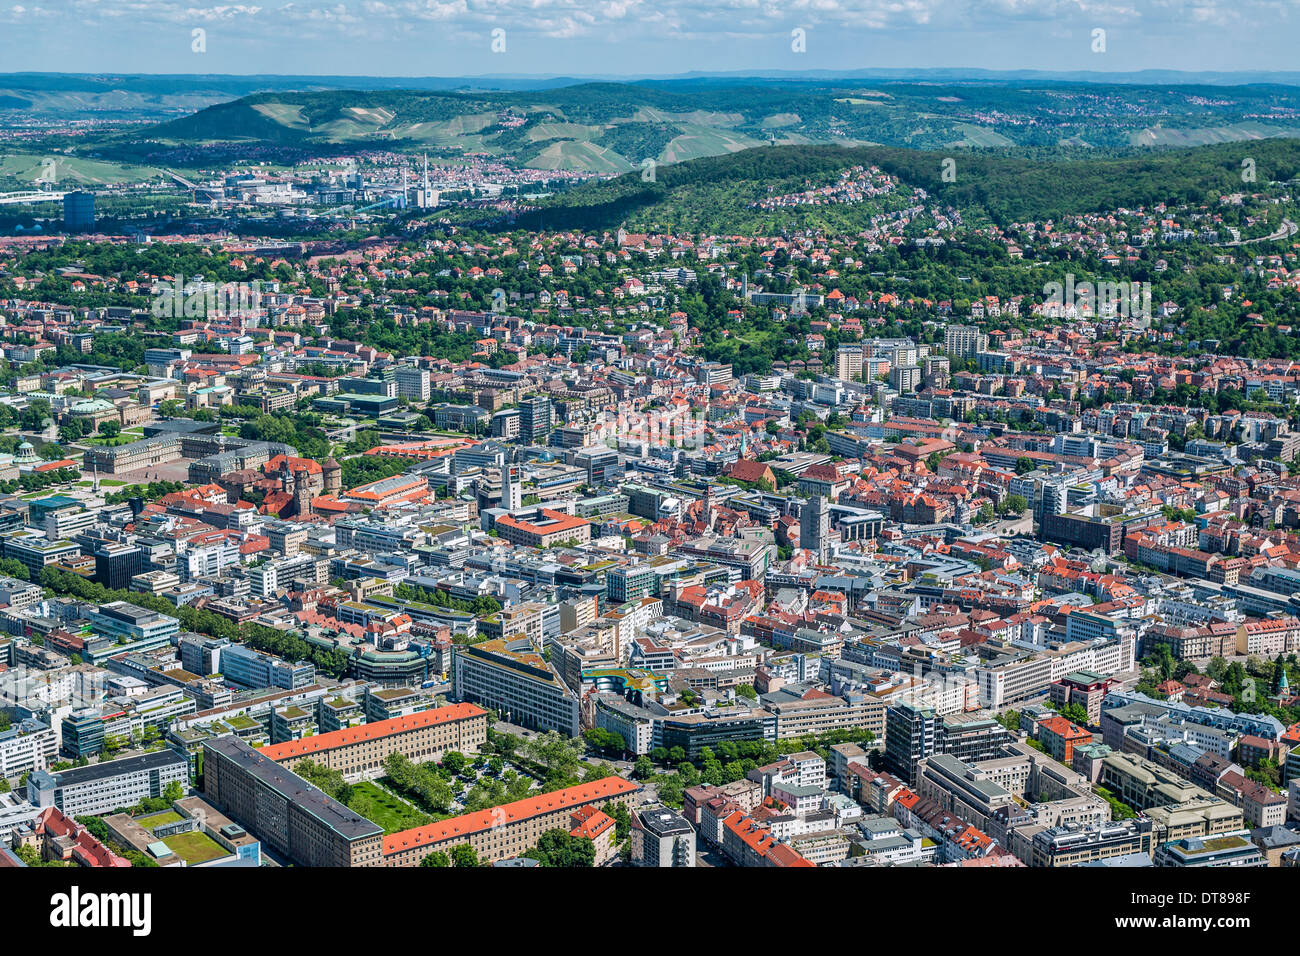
[502,464,522,511]
[834,345,864,383]
[890,364,921,394]
[519,395,553,444]
[394,365,431,402]
[63,192,95,229]
[944,324,988,360]
[801,494,830,562]
[94,541,142,591]
[631,805,697,867]
[884,703,937,785]
[884,705,1012,786]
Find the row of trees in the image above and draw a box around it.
[38,567,351,679]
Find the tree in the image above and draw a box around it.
[655,773,685,808]
[441,751,467,775]
[1015,457,1036,475]
[294,759,353,805]
[98,419,121,438]
[583,727,625,757]
[420,850,450,867]
[1060,702,1090,726]
[0,559,28,581]
[999,494,1028,516]
[523,731,585,789]
[59,420,86,443]
[609,801,631,843]
[524,828,595,868]
[449,843,480,868]
[162,780,184,802]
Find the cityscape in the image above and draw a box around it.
[0,6,1296,920]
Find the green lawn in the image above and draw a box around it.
[347,781,431,834]
[136,810,184,828]
[81,436,133,447]
[162,830,229,865]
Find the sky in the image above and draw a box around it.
[0,0,1295,78]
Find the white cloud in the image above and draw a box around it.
[0,0,1291,71]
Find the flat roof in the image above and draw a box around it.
[204,736,382,842]
[38,748,187,788]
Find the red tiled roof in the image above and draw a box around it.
[260,703,486,762]
[382,777,639,856]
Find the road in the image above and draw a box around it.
[1223,218,1297,246]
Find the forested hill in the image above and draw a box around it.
[107,79,1300,173]
[507,140,1300,232]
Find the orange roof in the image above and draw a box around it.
[383,776,640,856]
[569,805,615,840]
[260,703,486,762]
[1038,715,1090,739]
[496,508,591,537]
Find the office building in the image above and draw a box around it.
[0,717,57,778]
[1153,832,1266,867]
[608,564,656,604]
[452,638,580,736]
[86,601,180,649]
[94,541,143,591]
[394,365,431,402]
[631,805,697,867]
[26,749,188,817]
[203,735,384,867]
[219,642,315,691]
[1031,819,1156,867]
[519,395,554,444]
[884,704,937,785]
[494,508,592,549]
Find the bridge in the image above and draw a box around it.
[0,189,68,206]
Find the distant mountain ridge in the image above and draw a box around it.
[87,79,1300,173]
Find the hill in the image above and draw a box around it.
[100,81,1300,174]
[506,140,1300,232]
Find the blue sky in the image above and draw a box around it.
[0,0,1294,76]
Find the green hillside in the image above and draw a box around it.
[99,81,1300,175]
[508,140,1300,232]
